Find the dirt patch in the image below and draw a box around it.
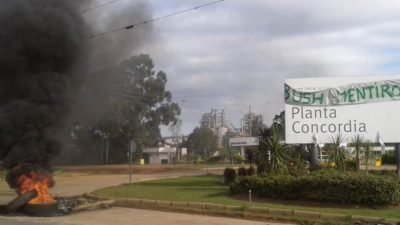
[55,165,193,175]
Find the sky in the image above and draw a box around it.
[84,0,400,136]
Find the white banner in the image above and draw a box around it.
[285,76,400,144]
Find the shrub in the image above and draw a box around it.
[230,171,400,206]
[369,170,397,177]
[237,167,247,176]
[234,154,245,163]
[288,158,308,177]
[230,176,261,194]
[223,168,236,184]
[207,155,223,164]
[247,167,256,176]
[382,152,396,165]
[345,160,357,171]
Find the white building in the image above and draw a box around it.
[143,146,176,165]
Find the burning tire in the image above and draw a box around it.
[21,202,65,217]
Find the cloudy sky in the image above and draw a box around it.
[85,0,400,135]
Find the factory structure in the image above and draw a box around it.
[200,106,263,149]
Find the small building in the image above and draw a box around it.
[143,146,176,165]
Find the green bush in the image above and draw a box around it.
[247,167,256,176]
[382,152,396,165]
[345,160,357,171]
[234,154,245,163]
[237,167,247,176]
[207,155,223,164]
[223,168,236,184]
[369,170,397,177]
[230,171,400,206]
[288,158,308,177]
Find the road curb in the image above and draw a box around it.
[87,193,400,225]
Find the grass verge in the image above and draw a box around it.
[93,175,400,220]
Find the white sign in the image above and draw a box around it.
[229,137,259,147]
[181,148,187,155]
[285,75,400,144]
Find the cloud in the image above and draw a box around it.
[103,0,400,135]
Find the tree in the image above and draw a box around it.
[363,141,372,173]
[250,114,265,137]
[114,54,180,145]
[69,54,181,164]
[186,127,217,159]
[272,111,285,137]
[263,125,291,175]
[222,130,237,149]
[244,147,257,167]
[168,119,182,147]
[325,134,347,171]
[256,125,291,175]
[350,134,365,172]
[255,127,272,175]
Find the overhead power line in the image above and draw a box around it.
[82,0,123,13]
[88,0,224,39]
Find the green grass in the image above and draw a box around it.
[93,175,400,219]
[94,175,236,205]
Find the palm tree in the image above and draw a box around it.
[256,127,272,175]
[260,125,291,175]
[350,134,365,172]
[363,141,372,173]
[325,134,347,171]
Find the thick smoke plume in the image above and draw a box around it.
[0,0,87,186]
[71,1,154,125]
[0,0,154,181]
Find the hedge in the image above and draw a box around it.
[223,168,236,184]
[230,171,400,206]
[382,153,396,165]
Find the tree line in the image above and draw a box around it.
[56,54,180,165]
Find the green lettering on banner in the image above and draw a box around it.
[337,90,347,103]
[356,87,365,101]
[381,84,392,97]
[393,85,400,96]
[364,86,374,99]
[313,93,324,104]
[285,79,400,106]
[347,88,355,103]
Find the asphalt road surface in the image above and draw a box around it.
[0,166,293,225]
[0,207,292,225]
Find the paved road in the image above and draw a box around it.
[0,168,295,225]
[0,207,291,225]
[0,171,207,204]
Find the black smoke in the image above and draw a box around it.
[0,0,87,183]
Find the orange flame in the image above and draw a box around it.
[17,172,56,204]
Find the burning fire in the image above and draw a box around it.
[17,172,56,204]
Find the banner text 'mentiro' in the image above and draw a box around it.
[285,79,400,106]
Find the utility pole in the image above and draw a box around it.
[248,105,252,136]
[129,139,136,184]
[105,137,109,164]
